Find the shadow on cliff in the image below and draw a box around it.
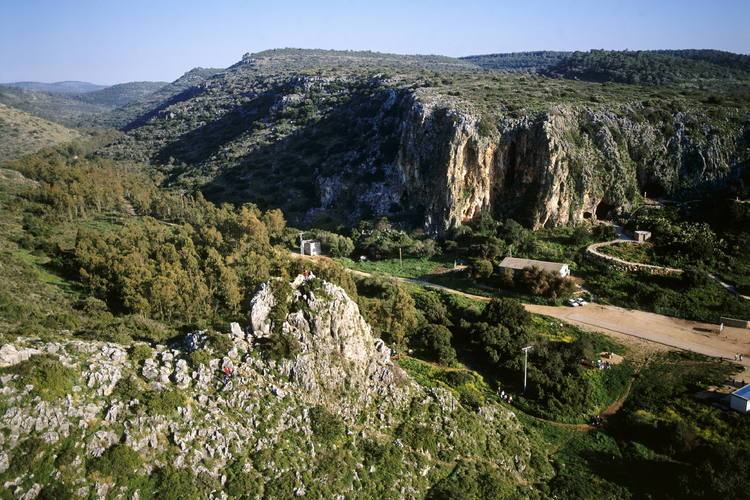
[152,89,279,169]
[122,86,209,131]
[199,87,408,224]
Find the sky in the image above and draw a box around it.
[1,0,748,85]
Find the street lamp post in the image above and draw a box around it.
[521,345,533,392]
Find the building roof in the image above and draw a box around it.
[498,257,568,273]
[634,230,651,235]
[732,384,750,401]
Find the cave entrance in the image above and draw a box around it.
[641,182,665,199]
[595,201,615,220]
[583,211,593,220]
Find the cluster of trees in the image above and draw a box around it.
[352,218,437,260]
[72,203,281,324]
[625,209,719,265]
[462,51,569,72]
[444,213,580,299]
[8,146,158,220]
[458,297,630,419]
[545,49,750,86]
[307,229,354,257]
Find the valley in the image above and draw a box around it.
[1,45,749,499]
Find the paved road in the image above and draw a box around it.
[291,252,750,370]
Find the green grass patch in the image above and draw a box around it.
[336,255,455,279]
[2,354,77,400]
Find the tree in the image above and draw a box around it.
[483,298,530,334]
[412,324,457,365]
[262,209,286,240]
[413,290,450,326]
[472,259,494,279]
[470,322,512,364]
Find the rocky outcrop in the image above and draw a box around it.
[248,274,405,409]
[396,93,748,232]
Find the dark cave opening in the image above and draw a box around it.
[595,201,615,220]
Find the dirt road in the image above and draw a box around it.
[526,303,750,368]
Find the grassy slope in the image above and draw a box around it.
[0,104,80,161]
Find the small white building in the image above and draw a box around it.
[634,230,652,243]
[301,239,321,256]
[498,257,570,278]
[730,384,750,413]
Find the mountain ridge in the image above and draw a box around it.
[98,48,750,232]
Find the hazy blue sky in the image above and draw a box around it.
[1,0,748,84]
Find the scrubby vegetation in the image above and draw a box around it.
[1,354,77,401]
[1,43,749,497]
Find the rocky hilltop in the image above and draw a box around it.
[98,49,749,232]
[0,275,546,498]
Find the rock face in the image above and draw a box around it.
[397,94,748,232]
[249,274,403,407]
[0,344,41,368]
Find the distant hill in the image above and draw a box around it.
[0,81,106,94]
[0,81,169,127]
[0,87,110,127]
[461,51,569,72]
[92,68,223,129]
[544,49,750,85]
[463,49,750,86]
[0,103,80,160]
[75,81,167,108]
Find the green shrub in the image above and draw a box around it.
[90,444,142,478]
[2,437,55,483]
[471,258,494,279]
[189,348,212,367]
[3,354,77,401]
[427,460,515,500]
[224,459,264,498]
[112,375,144,403]
[207,331,233,356]
[309,406,346,442]
[398,422,438,455]
[153,466,202,500]
[411,324,457,365]
[129,343,154,365]
[143,389,187,416]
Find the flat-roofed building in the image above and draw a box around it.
[730,384,750,413]
[634,230,652,243]
[498,257,570,278]
[302,240,322,256]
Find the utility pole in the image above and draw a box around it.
[521,345,533,393]
[399,247,403,268]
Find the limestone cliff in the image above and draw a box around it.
[396,91,749,232]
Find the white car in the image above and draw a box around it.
[567,298,580,307]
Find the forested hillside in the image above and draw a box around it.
[545,49,750,85]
